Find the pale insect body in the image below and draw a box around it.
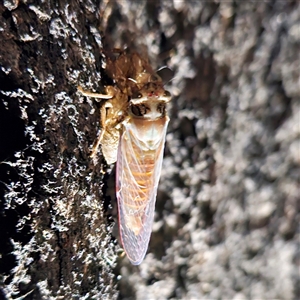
[78,51,171,265]
[77,85,127,164]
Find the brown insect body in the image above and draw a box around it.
[78,51,171,265]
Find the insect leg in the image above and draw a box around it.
[90,130,105,158]
[77,86,113,99]
[90,101,113,158]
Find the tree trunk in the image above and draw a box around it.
[0,1,299,299]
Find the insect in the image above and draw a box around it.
[78,51,171,265]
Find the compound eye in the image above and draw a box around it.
[132,92,142,99]
[164,90,171,97]
[161,90,171,102]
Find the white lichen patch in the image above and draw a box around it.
[27,68,56,93]
[3,239,35,298]
[28,5,51,21]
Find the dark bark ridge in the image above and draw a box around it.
[1,1,118,299]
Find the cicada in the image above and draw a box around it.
[78,51,171,265]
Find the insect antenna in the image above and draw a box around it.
[127,78,137,84]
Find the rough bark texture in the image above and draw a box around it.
[0,1,299,299]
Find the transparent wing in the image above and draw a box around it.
[116,118,169,265]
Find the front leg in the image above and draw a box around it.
[77,86,113,99]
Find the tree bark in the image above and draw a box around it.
[0,1,299,299]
